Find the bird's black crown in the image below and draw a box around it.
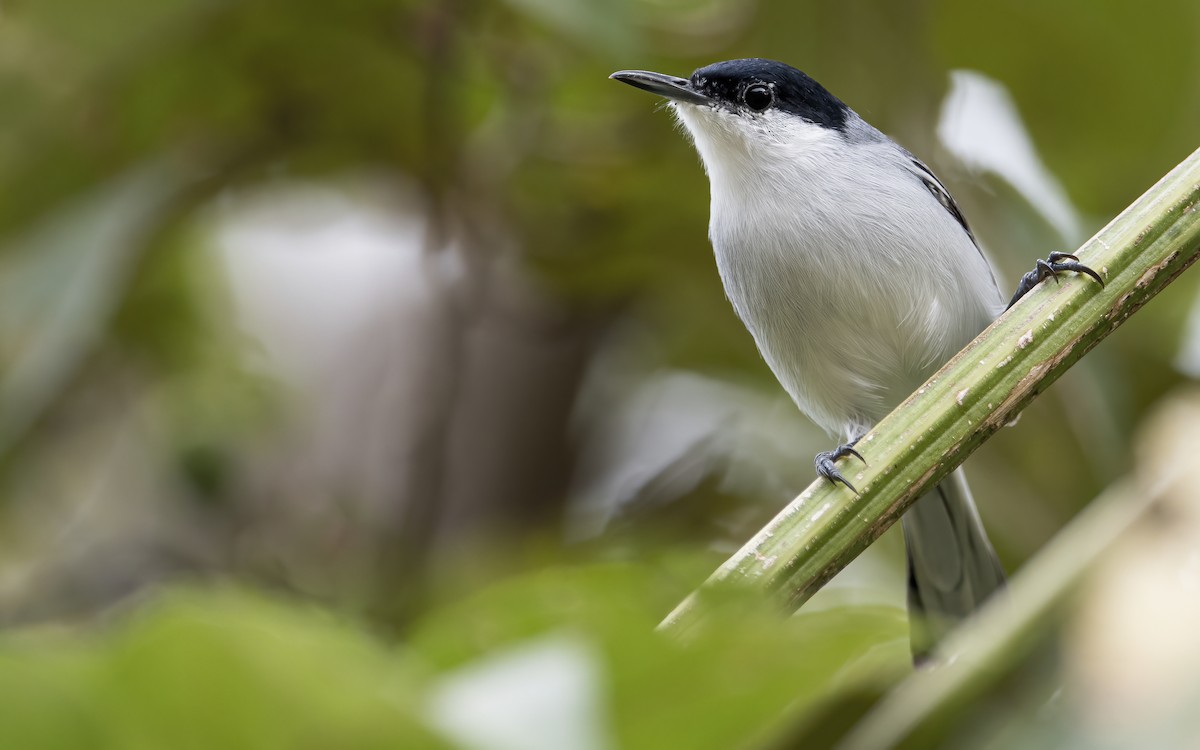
[690,59,849,131]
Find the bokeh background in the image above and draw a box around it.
[1,0,1199,747]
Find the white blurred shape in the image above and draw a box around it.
[1068,392,1200,744]
[427,633,613,750]
[567,367,811,538]
[209,180,475,536]
[1174,301,1200,377]
[213,182,457,388]
[938,70,1083,245]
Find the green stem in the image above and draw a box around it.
[659,146,1200,638]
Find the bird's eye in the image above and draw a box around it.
[743,84,773,112]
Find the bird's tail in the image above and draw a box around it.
[901,467,1006,660]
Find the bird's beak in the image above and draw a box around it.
[609,70,712,106]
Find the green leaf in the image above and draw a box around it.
[0,588,450,750]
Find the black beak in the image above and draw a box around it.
[609,70,712,106]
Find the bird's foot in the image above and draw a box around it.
[815,440,866,494]
[1006,251,1104,310]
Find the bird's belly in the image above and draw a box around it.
[713,233,993,438]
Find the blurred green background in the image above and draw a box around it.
[1,0,1199,747]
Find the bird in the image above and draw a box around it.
[610,59,1101,658]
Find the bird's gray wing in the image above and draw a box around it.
[904,153,1003,300]
[907,155,977,244]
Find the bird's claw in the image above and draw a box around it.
[1007,251,1104,309]
[815,442,865,494]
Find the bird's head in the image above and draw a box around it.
[611,59,852,178]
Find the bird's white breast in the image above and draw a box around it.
[676,105,1002,438]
